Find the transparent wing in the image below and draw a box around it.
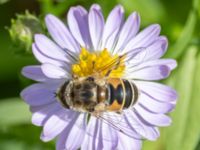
[93,109,144,140]
[96,47,148,75]
[98,54,126,73]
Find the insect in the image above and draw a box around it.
[56,52,141,138]
[57,77,139,114]
[57,53,139,114]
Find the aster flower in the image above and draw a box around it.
[21,4,177,150]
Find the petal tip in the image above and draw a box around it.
[91,4,101,11]
[40,133,50,142]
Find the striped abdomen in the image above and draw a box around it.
[106,78,139,111]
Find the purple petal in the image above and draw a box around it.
[31,102,61,126]
[81,116,101,150]
[99,119,118,149]
[41,63,70,79]
[20,83,59,106]
[101,112,141,139]
[155,59,177,70]
[142,36,168,60]
[124,47,147,66]
[117,132,142,150]
[82,116,119,150]
[127,65,170,80]
[45,14,80,53]
[88,4,104,50]
[41,109,78,142]
[138,92,176,113]
[126,59,177,72]
[126,110,160,141]
[67,6,92,49]
[135,81,177,102]
[101,5,124,51]
[56,113,87,150]
[22,65,50,82]
[34,34,71,63]
[135,105,172,126]
[114,12,140,54]
[32,43,64,67]
[124,24,161,53]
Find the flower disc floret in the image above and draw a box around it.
[72,48,125,78]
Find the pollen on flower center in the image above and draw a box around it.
[72,48,126,78]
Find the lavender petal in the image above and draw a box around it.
[126,65,170,80]
[101,5,124,51]
[81,117,101,150]
[88,4,104,50]
[124,24,161,53]
[126,110,160,141]
[135,104,172,126]
[56,113,87,150]
[117,132,142,150]
[45,14,80,53]
[34,34,72,63]
[114,12,140,54]
[20,83,58,106]
[31,102,61,126]
[40,109,78,142]
[67,6,92,49]
[135,81,178,103]
[32,43,65,67]
[138,93,176,113]
[21,65,50,82]
[41,63,70,79]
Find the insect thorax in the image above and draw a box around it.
[58,78,109,113]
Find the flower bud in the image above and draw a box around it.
[8,11,44,54]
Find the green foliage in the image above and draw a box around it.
[165,0,199,59]
[39,0,76,16]
[0,98,55,149]
[0,0,9,4]
[181,50,200,149]
[0,124,54,150]
[165,46,198,150]
[118,0,166,25]
[0,98,31,126]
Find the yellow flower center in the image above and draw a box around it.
[72,48,126,78]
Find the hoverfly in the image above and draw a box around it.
[56,49,145,138]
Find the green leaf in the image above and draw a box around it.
[143,135,163,150]
[165,46,197,150]
[165,0,198,59]
[39,0,77,16]
[180,49,200,150]
[0,97,31,126]
[0,124,54,150]
[117,0,165,25]
[193,0,200,20]
[0,0,9,4]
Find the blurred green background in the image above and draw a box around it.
[0,0,200,150]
